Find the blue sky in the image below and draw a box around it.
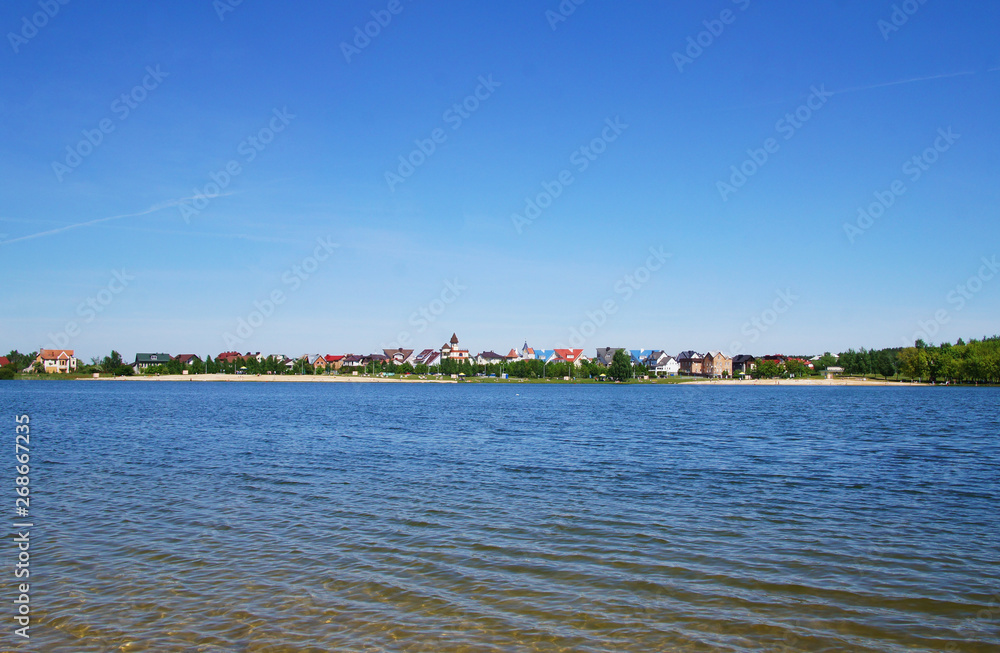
[2,0,998,361]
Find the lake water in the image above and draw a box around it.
[2,381,998,652]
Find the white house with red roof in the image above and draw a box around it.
[553,349,586,366]
[34,349,77,373]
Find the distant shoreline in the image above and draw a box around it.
[683,378,927,386]
[72,374,936,386]
[81,373,458,384]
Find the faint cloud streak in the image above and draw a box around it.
[0,193,234,246]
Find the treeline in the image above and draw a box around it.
[143,354,629,379]
[838,337,1000,383]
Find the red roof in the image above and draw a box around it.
[553,348,584,362]
[325,355,344,362]
[38,349,74,360]
[0,357,9,367]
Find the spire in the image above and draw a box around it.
[450,333,459,344]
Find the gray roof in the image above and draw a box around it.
[595,347,623,364]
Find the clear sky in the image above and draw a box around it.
[2,0,998,361]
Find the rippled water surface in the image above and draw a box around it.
[2,381,999,652]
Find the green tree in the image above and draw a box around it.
[101,350,124,372]
[753,360,782,379]
[814,352,837,371]
[898,347,928,380]
[876,351,897,380]
[608,349,634,382]
[7,351,36,372]
[785,359,809,377]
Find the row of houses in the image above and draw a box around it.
[14,337,820,378]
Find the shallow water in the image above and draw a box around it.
[2,382,998,651]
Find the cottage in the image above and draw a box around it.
[357,353,389,368]
[475,351,506,365]
[133,353,171,373]
[628,349,651,365]
[34,349,77,374]
[324,355,345,371]
[594,347,624,366]
[553,349,586,366]
[533,349,556,363]
[341,354,365,368]
[383,349,416,365]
